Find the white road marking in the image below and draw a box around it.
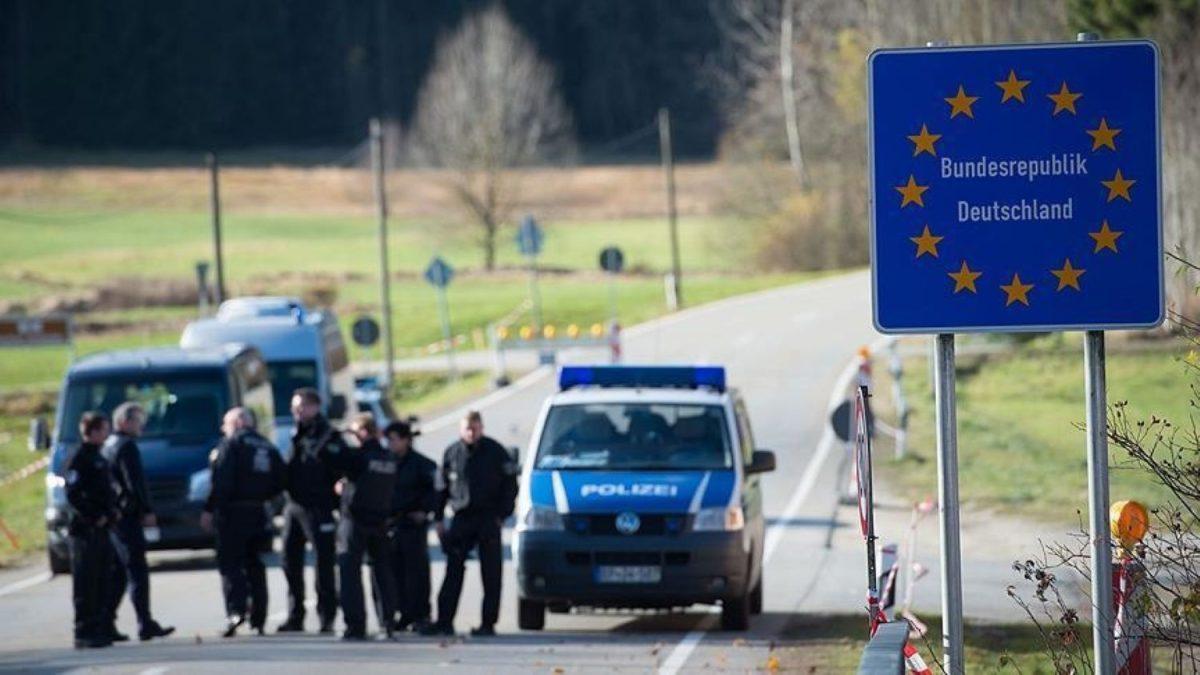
[138,667,170,675]
[657,334,890,675]
[0,571,51,598]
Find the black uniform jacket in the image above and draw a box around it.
[64,442,120,533]
[391,449,438,524]
[206,429,285,512]
[286,415,347,511]
[335,438,398,529]
[435,436,518,521]
[101,432,154,519]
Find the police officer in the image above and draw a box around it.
[379,419,437,633]
[336,414,398,640]
[64,411,120,649]
[200,407,285,637]
[278,387,346,634]
[102,402,174,642]
[421,411,518,637]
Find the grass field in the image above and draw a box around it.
[874,337,1192,522]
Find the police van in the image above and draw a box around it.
[513,365,776,631]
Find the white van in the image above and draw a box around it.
[181,297,355,451]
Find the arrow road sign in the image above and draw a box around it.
[424,256,455,288]
[516,215,544,257]
[869,40,1162,333]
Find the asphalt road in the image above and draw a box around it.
[0,271,1053,673]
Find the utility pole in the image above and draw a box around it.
[371,118,395,389]
[206,152,226,304]
[658,108,683,310]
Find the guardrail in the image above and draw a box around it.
[857,621,909,674]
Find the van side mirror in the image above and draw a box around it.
[746,449,776,475]
[28,417,50,452]
[328,394,348,420]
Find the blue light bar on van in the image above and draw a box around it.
[558,365,726,392]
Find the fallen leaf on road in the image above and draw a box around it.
[765,654,780,672]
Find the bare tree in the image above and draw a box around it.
[409,5,573,270]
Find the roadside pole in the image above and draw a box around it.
[370,118,396,390]
[436,285,458,379]
[1076,29,1115,675]
[517,215,545,333]
[206,152,226,304]
[424,257,458,380]
[658,108,682,309]
[1085,329,1114,673]
[933,333,963,674]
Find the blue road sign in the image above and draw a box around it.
[424,256,454,288]
[869,40,1162,334]
[517,215,544,257]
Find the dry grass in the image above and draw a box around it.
[0,163,734,219]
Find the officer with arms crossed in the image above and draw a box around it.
[380,419,437,633]
[336,414,398,640]
[102,402,174,642]
[278,387,346,634]
[421,411,518,637]
[65,411,120,649]
[201,407,285,637]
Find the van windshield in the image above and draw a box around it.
[535,403,732,471]
[266,360,318,419]
[60,373,228,443]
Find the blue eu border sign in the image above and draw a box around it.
[868,40,1163,334]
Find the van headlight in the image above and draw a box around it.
[692,505,745,532]
[188,469,212,503]
[518,505,564,532]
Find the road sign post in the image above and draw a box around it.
[517,215,545,332]
[869,39,1162,675]
[424,256,458,379]
[599,246,625,327]
[371,118,396,390]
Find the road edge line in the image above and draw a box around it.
[657,334,889,675]
[0,571,52,598]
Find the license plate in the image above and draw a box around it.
[594,565,662,584]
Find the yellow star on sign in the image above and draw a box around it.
[1000,273,1034,306]
[910,225,944,258]
[1048,81,1082,115]
[907,124,942,157]
[1086,118,1121,151]
[995,70,1031,103]
[1050,259,1086,291]
[944,85,980,119]
[1101,169,1136,202]
[1089,220,1124,253]
[895,175,929,208]
[948,261,982,294]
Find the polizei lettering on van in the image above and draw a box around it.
[579,483,679,498]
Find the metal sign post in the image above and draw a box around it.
[599,246,625,329]
[370,118,396,390]
[933,333,964,672]
[867,39,1161,675]
[517,215,545,332]
[1085,329,1114,673]
[424,256,458,379]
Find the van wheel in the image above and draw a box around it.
[518,597,545,630]
[48,547,71,575]
[721,593,750,631]
[750,576,763,615]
